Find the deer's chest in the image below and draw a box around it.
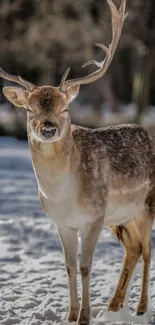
[40,195,95,228]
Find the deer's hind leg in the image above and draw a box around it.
[109,193,154,315]
[135,197,154,315]
[108,222,142,312]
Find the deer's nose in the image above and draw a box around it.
[41,122,57,138]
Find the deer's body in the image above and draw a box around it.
[30,123,154,229]
[29,122,155,324]
[1,1,154,324]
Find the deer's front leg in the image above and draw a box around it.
[78,219,103,325]
[58,227,79,322]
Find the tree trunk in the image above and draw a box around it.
[134,49,154,124]
[133,0,155,124]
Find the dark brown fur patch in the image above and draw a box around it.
[67,267,72,277]
[121,268,128,290]
[40,89,53,110]
[111,225,131,245]
[80,266,89,277]
[116,226,124,242]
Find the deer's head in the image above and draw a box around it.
[0,0,127,143]
[1,71,80,143]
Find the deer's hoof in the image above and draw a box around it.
[137,300,148,316]
[67,307,79,322]
[108,298,122,312]
[77,308,90,325]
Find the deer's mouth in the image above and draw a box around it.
[41,127,57,138]
[38,125,60,142]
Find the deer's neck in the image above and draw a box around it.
[28,124,74,198]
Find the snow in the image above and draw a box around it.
[0,137,155,325]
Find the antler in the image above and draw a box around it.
[59,0,128,92]
[0,67,36,92]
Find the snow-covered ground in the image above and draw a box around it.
[0,137,155,325]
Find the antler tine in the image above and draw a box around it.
[0,67,36,91]
[59,67,71,92]
[18,76,36,91]
[59,0,127,92]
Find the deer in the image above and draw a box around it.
[0,0,154,324]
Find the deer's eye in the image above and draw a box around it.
[61,108,68,114]
[26,108,33,114]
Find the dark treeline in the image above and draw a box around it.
[0,0,155,136]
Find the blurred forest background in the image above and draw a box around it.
[0,0,155,139]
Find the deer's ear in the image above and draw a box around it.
[65,85,80,103]
[3,87,28,107]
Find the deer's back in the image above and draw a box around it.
[71,124,155,226]
[72,124,155,181]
